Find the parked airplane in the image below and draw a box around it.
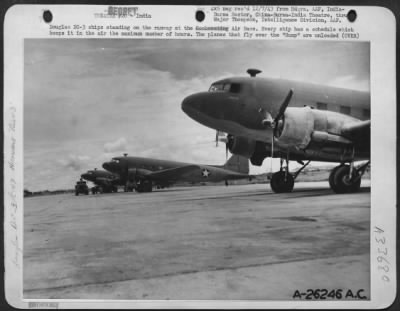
[182,69,370,194]
[102,154,251,193]
[81,168,120,194]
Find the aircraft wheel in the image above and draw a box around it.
[136,181,152,193]
[328,165,342,190]
[330,165,361,194]
[270,171,294,193]
[136,185,145,193]
[75,192,78,196]
[143,181,152,192]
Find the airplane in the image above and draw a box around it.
[182,69,370,194]
[81,168,121,194]
[102,153,251,193]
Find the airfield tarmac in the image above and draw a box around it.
[24,181,371,300]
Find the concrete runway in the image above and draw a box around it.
[24,181,370,300]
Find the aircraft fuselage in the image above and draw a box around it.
[182,76,370,163]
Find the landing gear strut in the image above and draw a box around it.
[135,180,153,193]
[329,161,369,193]
[270,156,311,193]
[124,181,134,192]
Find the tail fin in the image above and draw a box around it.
[223,155,249,174]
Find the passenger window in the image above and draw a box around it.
[340,105,351,115]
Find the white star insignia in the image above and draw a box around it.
[201,168,210,178]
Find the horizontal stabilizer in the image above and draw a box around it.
[223,155,249,174]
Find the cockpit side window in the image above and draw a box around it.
[209,84,224,92]
[209,82,241,94]
[230,83,241,93]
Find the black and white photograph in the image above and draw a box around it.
[22,38,372,300]
[3,4,396,309]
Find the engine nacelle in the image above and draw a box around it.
[227,135,257,158]
[274,107,314,149]
[128,168,152,181]
[275,107,357,150]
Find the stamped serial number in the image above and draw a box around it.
[293,289,367,300]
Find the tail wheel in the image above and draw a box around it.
[270,171,294,193]
[330,165,361,194]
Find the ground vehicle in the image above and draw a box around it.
[75,180,89,196]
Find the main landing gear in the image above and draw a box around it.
[135,180,153,193]
[329,161,369,194]
[124,179,153,193]
[124,180,135,192]
[270,157,311,193]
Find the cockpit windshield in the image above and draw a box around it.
[209,83,241,94]
[111,158,120,164]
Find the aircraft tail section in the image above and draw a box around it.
[223,155,249,174]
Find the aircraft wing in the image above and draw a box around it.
[146,165,201,181]
[341,120,370,147]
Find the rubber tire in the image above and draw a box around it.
[270,171,294,193]
[136,181,152,193]
[330,165,361,194]
[329,165,342,190]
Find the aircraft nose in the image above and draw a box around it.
[103,161,118,173]
[181,93,204,116]
[81,173,90,180]
[102,162,111,171]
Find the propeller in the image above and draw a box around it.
[262,88,294,131]
[215,131,230,160]
[260,89,294,174]
[274,89,294,126]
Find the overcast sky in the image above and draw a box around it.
[24,39,369,191]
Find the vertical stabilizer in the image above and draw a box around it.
[223,155,249,174]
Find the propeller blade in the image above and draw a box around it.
[270,135,274,173]
[274,89,294,124]
[215,131,219,147]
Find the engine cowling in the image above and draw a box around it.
[226,135,256,158]
[274,106,357,150]
[274,107,314,149]
[127,168,152,181]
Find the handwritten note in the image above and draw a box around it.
[6,105,21,268]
